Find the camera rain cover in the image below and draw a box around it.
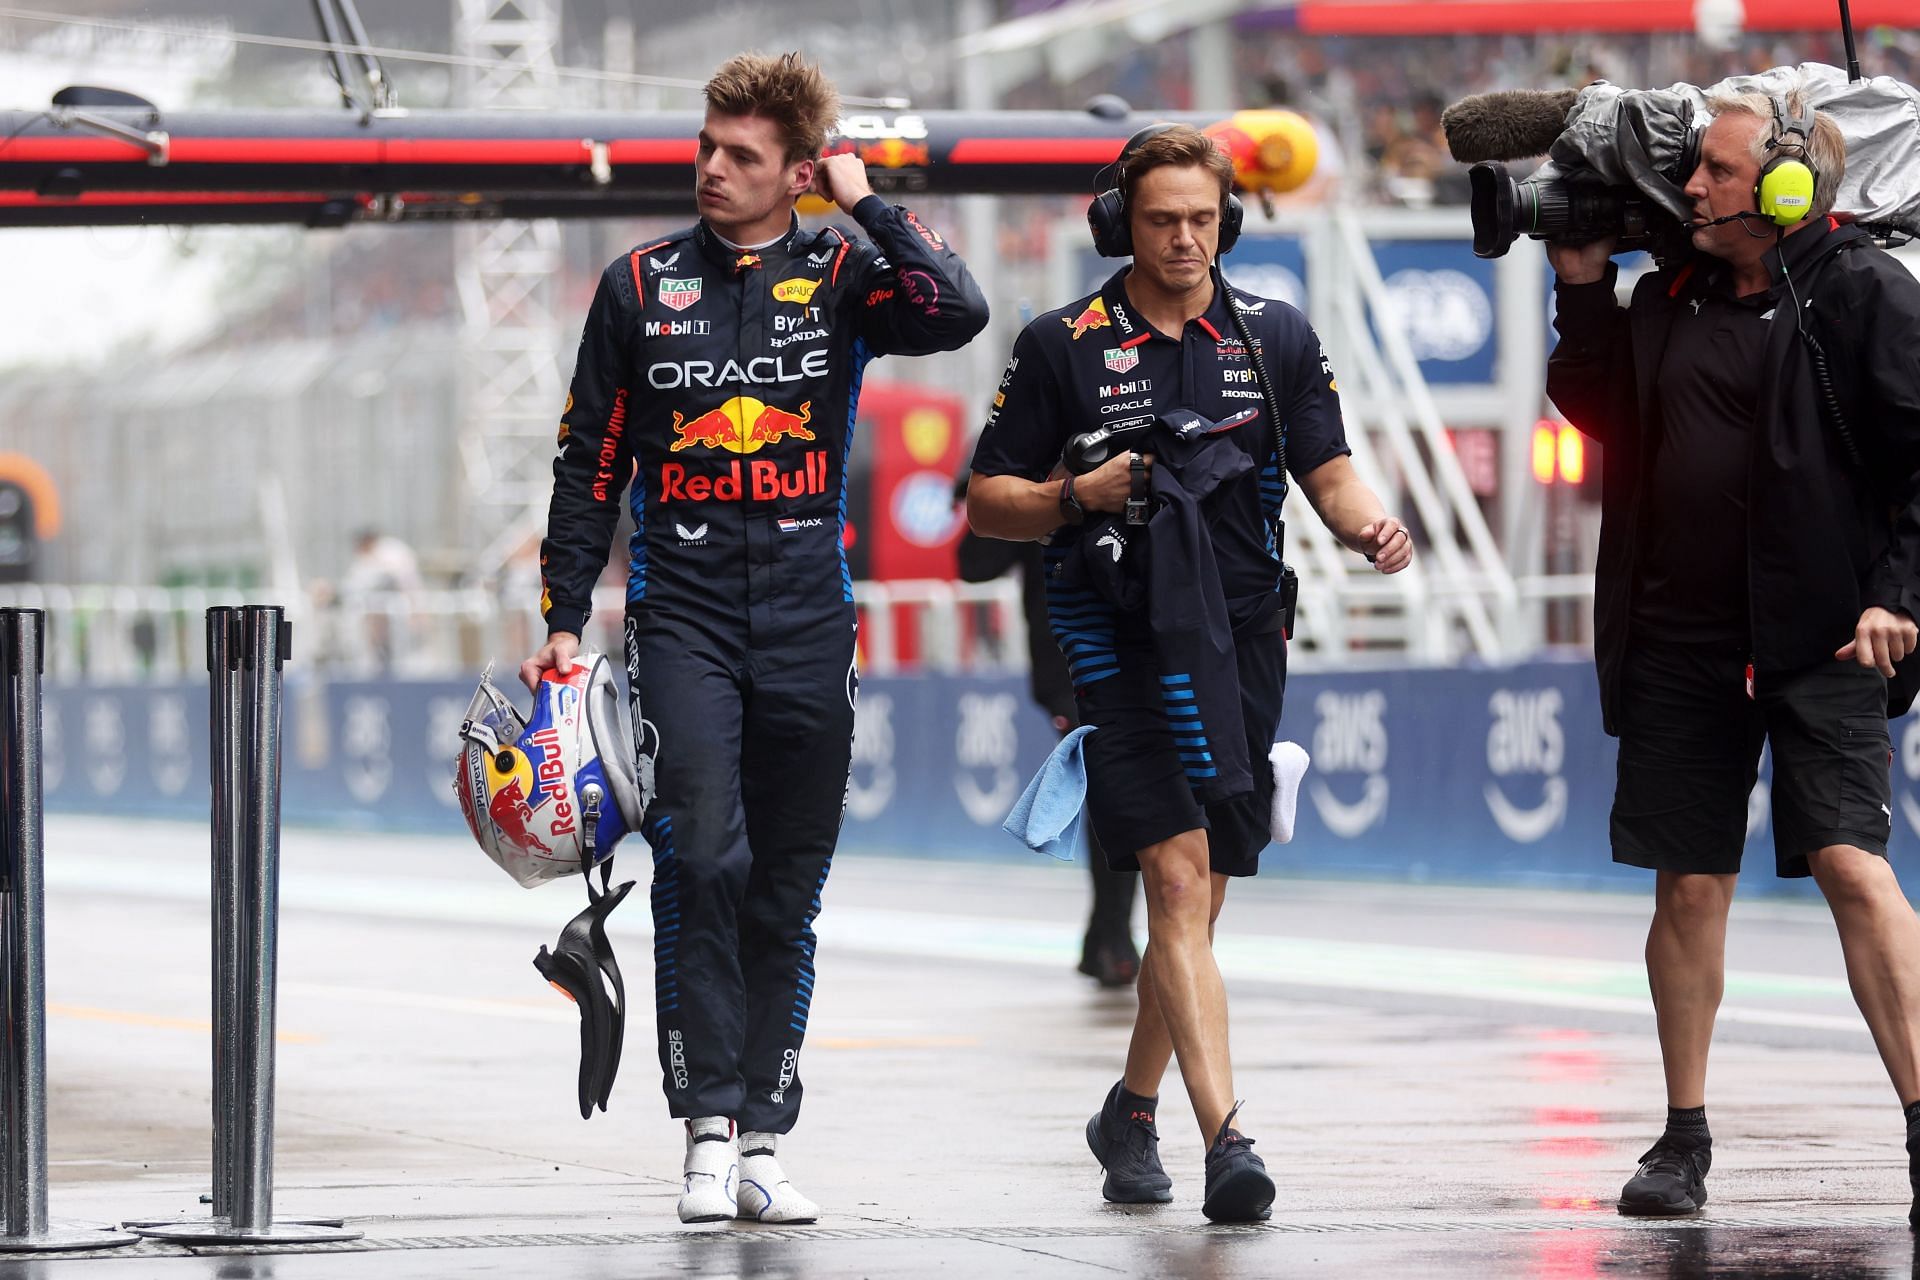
[1533,63,1920,237]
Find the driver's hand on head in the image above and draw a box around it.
[811,152,873,213]
[520,632,580,694]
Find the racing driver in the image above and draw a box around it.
[520,51,987,1225]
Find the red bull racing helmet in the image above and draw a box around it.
[454,654,650,887]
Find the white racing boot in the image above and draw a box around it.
[678,1117,738,1224]
[735,1131,821,1224]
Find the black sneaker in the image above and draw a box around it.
[1201,1103,1274,1223]
[1085,1082,1173,1204]
[1617,1135,1709,1216]
[1907,1132,1919,1231]
[1077,936,1141,988]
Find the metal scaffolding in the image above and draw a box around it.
[453,0,567,575]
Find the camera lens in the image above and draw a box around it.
[1468,162,1519,258]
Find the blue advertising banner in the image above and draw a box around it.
[1367,239,1499,385]
[41,662,1917,900]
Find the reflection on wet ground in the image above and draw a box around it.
[8,819,1920,1277]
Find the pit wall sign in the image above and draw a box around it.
[45,660,1910,901]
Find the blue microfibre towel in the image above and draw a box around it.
[1002,726,1094,862]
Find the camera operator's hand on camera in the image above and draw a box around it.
[1545,237,1617,286]
[1837,606,1918,678]
[1075,451,1152,514]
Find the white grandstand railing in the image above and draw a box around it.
[0,581,1029,683]
[0,575,1598,683]
[1302,209,1521,664]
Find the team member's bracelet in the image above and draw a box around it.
[1058,473,1086,526]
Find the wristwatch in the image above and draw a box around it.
[1058,474,1086,526]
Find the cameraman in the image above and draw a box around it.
[1547,79,1920,1222]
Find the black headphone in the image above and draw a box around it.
[1087,123,1244,259]
[1754,90,1819,227]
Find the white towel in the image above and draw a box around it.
[1269,741,1311,844]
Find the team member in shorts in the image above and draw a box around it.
[967,124,1410,1222]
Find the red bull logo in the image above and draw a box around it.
[669,397,814,455]
[750,401,814,444]
[1063,297,1111,340]
[660,450,828,504]
[859,138,932,169]
[487,769,553,857]
[528,726,578,839]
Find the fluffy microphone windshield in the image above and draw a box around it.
[1442,88,1580,162]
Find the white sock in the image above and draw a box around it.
[1269,741,1311,844]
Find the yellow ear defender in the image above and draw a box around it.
[1755,90,1818,227]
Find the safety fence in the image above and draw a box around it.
[0,581,1033,683]
[33,652,1920,900]
[0,577,1609,685]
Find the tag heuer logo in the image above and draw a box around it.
[1103,346,1139,374]
[659,279,702,311]
[772,277,821,305]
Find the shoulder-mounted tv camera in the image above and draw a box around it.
[1445,63,1920,268]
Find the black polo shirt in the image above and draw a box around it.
[1633,266,1779,643]
[970,267,1350,617]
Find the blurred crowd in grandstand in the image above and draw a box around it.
[1006,26,1920,207]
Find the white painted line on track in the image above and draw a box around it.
[46,849,1869,1038]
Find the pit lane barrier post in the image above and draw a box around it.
[130,608,358,1245]
[0,608,137,1253]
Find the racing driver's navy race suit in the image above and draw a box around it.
[539,196,988,1131]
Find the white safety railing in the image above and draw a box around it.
[1295,209,1522,664]
[0,573,1602,683]
[0,581,1028,684]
